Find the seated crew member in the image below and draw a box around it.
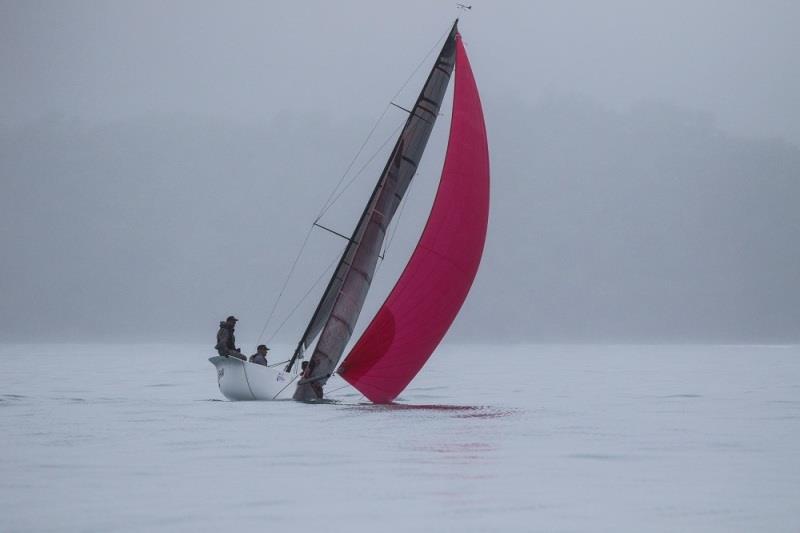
[215,315,246,361]
[249,344,269,366]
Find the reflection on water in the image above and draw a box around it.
[346,403,516,419]
[337,403,518,473]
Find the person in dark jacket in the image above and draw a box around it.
[215,316,246,360]
[249,344,269,366]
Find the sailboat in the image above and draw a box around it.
[210,20,489,403]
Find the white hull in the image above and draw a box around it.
[209,356,295,401]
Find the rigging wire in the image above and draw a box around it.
[314,108,393,222]
[314,108,391,222]
[256,224,314,344]
[265,255,339,344]
[323,382,353,396]
[319,122,404,219]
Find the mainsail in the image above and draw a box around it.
[337,33,489,403]
[291,22,459,400]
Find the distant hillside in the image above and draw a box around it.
[1,98,798,343]
[455,97,800,343]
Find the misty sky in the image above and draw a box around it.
[1,1,798,344]
[3,1,799,142]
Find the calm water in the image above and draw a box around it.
[1,344,799,532]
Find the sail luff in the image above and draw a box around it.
[293,22,459,400]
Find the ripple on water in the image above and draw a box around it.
[568,453,634,461]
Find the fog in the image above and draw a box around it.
[1,1,798,344]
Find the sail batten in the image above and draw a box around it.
[292,22,460,400]
[337,33,490,404]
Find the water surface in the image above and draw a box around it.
[2,344,798,532]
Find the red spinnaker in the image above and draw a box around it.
[338,34,489,403]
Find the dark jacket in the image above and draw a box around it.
[249,352,268,366]
[215,322,236,354]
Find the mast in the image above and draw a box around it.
[291,21,459,399]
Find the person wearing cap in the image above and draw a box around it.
[215,315,246,360]
[249,344,269,366]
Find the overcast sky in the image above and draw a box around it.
[3,1,799,142]
[1,1,798,344]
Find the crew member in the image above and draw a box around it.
[249,344,269,366]
[215,316,246,361]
